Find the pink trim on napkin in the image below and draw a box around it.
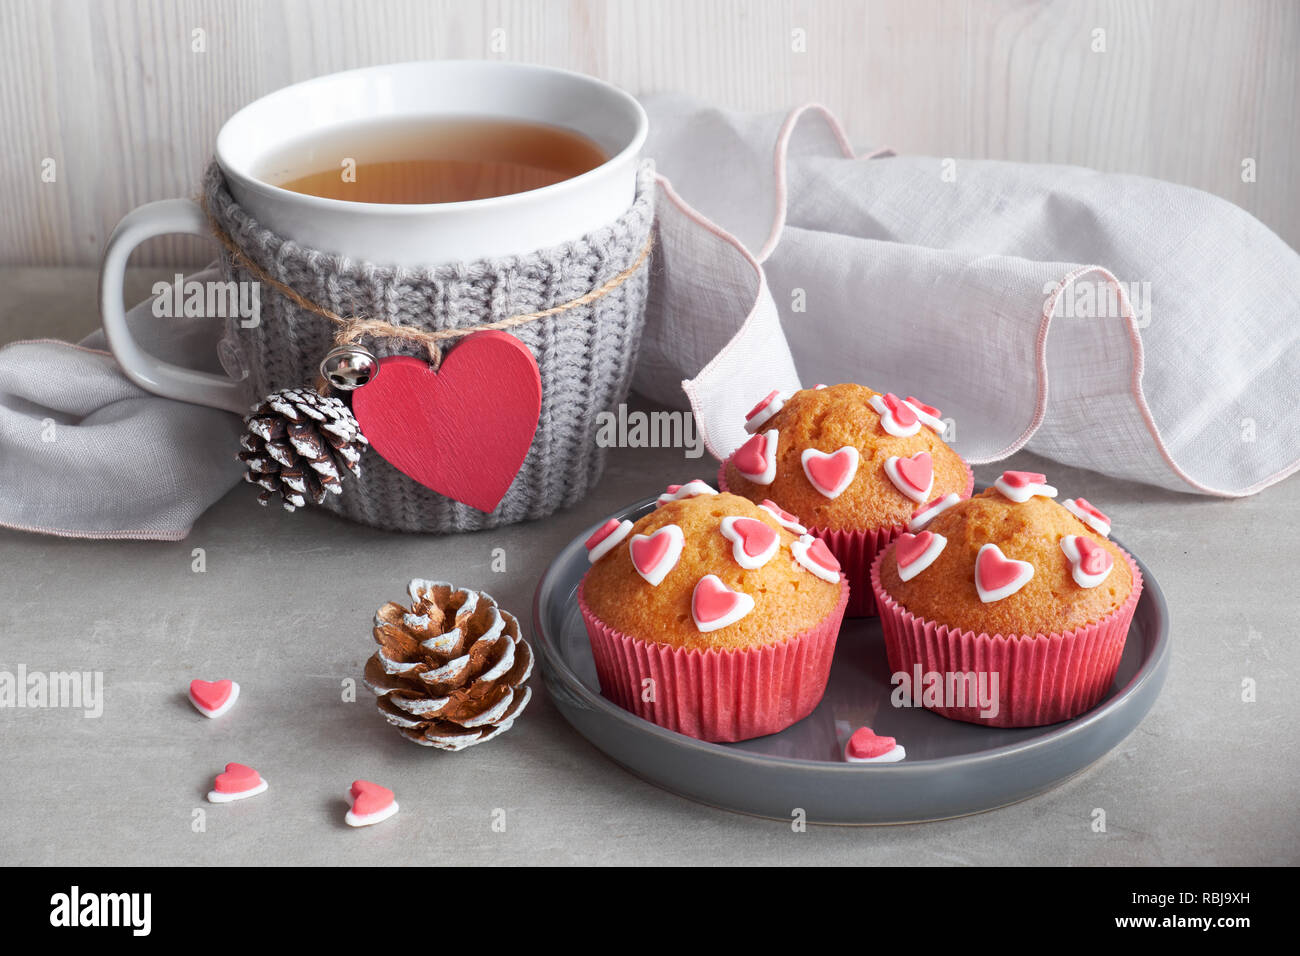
[671,100,1299,498]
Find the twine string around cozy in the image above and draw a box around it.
[210,195,652,514]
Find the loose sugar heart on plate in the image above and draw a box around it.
[844,727,906,763]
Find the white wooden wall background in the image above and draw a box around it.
[1,0,1297,266]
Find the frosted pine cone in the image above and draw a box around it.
[237,387,368,511]
[365,581,533,751]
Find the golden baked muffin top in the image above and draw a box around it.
[581,488,843,652]
[723,384,968,532]
[877,479,1132,637]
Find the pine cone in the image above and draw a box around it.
[237,387,368,511]
[365,580,534,751]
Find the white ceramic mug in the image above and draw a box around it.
[99,60,648,412]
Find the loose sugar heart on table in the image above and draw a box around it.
[351,331,542,513]
[188,678,239,718]
[206,762,268,803]
[345,780,399,828]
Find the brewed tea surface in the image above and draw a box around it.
[258,115,608,204]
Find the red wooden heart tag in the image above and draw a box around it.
[351,331,542,513]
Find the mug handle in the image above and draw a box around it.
[99,198,248,413]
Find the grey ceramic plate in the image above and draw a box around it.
[532,495,1170,824]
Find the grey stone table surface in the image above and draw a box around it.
[1,268,1297,866]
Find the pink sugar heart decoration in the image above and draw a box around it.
[895,451,933,492]
[586,519,621,551]
[586,518,632,563]
[759,498,808,533]
[802,447,859,498]
[975,543,1034,602]
[882,392,919,427]
[747,390,781,421]
[761,499,799,524]
[729,517,778,558]
[1072,497,1110,524]
[1073,536,1113,576]
[629,524,685,585]
[691,574,755,632]
[630,530,672,570]
[350,780,395,817]
[657,479,717,504]
[846,727,896,760]
[720,516,780,570]
[977,547,1023,591]
[350,330,542,514]
[895,531,934,568]
[905,396,941,418]
[214,763,262,794]
[791,533,841,582]
[733,434,769,476]
[1001,470,1047,489]
[915,495,946,515]
[804,536,840,572]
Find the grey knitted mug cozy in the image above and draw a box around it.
[205,160,656,533]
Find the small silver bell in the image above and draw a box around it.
[320,345,378,391]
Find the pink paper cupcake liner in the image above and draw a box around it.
[718,461,974,618]
[870,547,1144,727]
[577,578,849,742]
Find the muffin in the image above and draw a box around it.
[870,474,1142,727]
[579,486,849,741]
[720,384,972,616]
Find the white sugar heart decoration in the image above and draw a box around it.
[629,524,686,585]
[801,446,860,498]
[974,543,1035,603]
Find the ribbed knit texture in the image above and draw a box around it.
[205,161,655,533]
